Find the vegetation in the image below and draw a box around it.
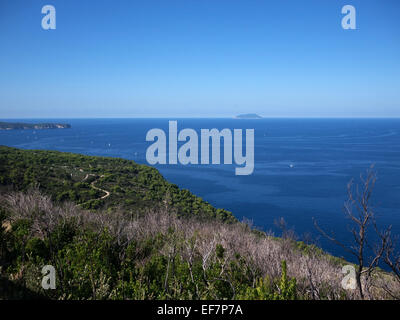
[0,146,235,222]
[0,189,302,300]
[0,147,399,300]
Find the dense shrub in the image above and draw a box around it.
[3,189,396,300]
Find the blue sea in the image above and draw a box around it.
[1,118,400,264]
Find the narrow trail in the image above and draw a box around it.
[77,172,111,207]
[90,175,110,200]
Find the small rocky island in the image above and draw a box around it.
[236,113,263,119]
[0,121,71,130]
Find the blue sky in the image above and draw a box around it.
[0,0,399,118]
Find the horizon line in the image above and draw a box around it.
[2,116,400,120]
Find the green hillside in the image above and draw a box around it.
[0,146,398,300]
[0,146,234,222]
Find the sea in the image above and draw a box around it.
[1,118,400,264]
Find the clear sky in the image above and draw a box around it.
[0,0,399,118]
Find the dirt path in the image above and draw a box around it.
[90,175,110,200]
[77,172,111,207]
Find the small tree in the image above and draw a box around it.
[315,167,386,299]
[376,225,400,299]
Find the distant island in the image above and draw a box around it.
[235,113,263,119]
[0,121,71,130]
